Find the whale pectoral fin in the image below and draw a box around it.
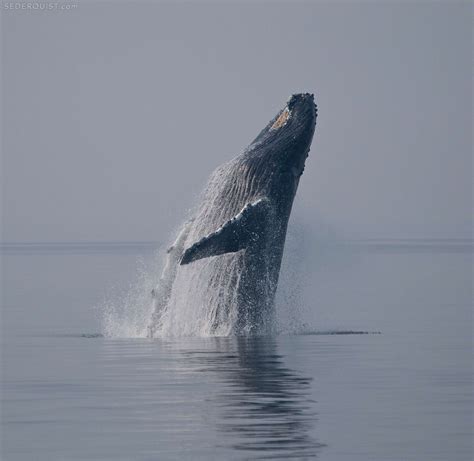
[180,198,269,265]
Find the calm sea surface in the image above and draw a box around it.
[1,240,472,460]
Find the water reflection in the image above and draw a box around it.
[183,336,324,459]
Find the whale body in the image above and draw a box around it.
[148,93,317,337]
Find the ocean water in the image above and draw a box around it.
[1,240,472,460]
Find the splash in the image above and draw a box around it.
[100,253,160,338]
[99,221,310,339]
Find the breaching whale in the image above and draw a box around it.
[148,93,317,337]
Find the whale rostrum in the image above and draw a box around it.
[148,93,317,337]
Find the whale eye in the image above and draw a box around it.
[270,108,290,130]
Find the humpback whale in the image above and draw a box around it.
[148,93,317,337]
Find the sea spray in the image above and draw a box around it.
[98,219,309,338]
[100,252,161,338]
[274,218,310,335]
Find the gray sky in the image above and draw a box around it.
[1,0,472,242]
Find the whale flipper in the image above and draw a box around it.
[180,198,269,265]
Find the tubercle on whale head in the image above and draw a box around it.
[281,93,317,136]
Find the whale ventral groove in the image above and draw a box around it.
[148,93,317,337]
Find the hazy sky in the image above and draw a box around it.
[2,1,472,242]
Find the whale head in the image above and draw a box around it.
[242,93,317,202]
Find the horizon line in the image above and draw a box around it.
[1,238,473,246]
